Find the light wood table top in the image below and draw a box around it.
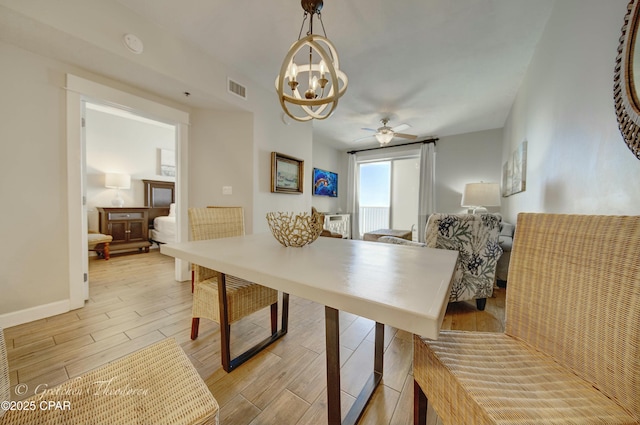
[162,233,457,340]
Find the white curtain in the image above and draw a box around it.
[346,153,359,239]
[417,143,436,242]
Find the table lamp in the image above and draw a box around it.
[105,173,131,207]
[461,182,501,214]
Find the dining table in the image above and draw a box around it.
[161,232,457,425]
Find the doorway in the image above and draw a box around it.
[66,74,190,309]
[82,102,178,296]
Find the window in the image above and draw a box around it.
[357,156,420,239]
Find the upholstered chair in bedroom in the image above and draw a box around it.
[188,207,288,372]
[379,213,502,311]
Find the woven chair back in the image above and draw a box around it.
[506,213,640,421]
[188,207,245,282]
[0,328,9,418]
[188,207,245,241]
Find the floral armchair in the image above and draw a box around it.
[379,213,502,310]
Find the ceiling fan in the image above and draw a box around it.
[357,118,418,145]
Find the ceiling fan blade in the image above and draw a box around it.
[353,134,375,142]
[361,127,377,132]
[392,123,410,133]
[394,133,418,140]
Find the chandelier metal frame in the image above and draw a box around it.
[275,0,348,122]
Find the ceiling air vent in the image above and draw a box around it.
[227,78,247,100]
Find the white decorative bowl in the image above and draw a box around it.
[266,211,323,247]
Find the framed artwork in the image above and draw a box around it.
[159,148,176,177]
[312,168,338,197]
[271,152,304,194]
[502,141,527,196]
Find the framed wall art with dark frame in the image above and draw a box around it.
[271,152,304,194]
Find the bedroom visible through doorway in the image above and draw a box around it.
[83,102,178,298]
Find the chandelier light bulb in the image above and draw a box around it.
[288,63,298,81]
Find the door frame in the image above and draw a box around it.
[66,74,190,309]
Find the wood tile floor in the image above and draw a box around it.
[4,249,505,425]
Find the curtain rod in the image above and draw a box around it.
[347,138,438,155]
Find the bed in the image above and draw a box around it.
[143,179,176,245]
[150,204,176,244]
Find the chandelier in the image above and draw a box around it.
[275,0,348,122]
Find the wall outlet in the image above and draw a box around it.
[222,186,232,195]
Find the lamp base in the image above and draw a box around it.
[472,206,488,214]
[111,194,124,207]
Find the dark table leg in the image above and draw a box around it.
[218,272,289,372]
[325,306,384,425]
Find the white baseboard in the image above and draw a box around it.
[0,300,70,329]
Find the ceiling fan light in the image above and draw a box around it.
[375,132,394,145]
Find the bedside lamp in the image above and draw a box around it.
[461,182,501,214]
[105,173,131,207]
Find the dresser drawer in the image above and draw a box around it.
[108,212,144,220]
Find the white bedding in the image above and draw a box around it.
[151,216,176,243]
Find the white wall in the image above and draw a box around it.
[435,128,504,214]
[189,109,255,233]
[311,138,348,214]
[0,41,71,318]
[85,108,175,231]
[501,0,640,222]
[0,2,313,325]
[252,99,313,234]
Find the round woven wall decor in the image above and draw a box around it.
[614,0,640,160]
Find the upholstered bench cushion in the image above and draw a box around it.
[87,232,113,249]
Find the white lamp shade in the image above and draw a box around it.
[461,183,501,208]
[105,173,131,189]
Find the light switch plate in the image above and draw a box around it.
[222,186,232,195]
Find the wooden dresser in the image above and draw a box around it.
[97,207,151,254]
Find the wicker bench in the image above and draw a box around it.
[1,333,219,425]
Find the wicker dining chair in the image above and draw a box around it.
[1,329,219,425]
[414,213,640,425]
[189,207,288,372]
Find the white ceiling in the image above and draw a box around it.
[114,0,554,150]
